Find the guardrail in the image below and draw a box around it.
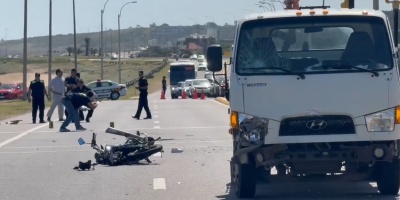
[124,58,169,87]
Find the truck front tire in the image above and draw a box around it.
[377,159,400,195]
[231,156,256,198]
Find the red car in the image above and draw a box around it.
[0,82,24,99]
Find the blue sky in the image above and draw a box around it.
[0,0,395,40]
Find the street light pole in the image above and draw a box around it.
[101,0,111,80]
[23,0,28,101]
[73,0,78,70]
[48,0,53,99]
[118,1,137,84]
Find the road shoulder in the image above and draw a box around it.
[215,97,229,105]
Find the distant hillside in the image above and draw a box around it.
[0,23,236,57]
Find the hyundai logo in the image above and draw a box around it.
[306,120,328,130]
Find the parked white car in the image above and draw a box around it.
[86,80,127,100]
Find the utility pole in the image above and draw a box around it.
[349,0,354,9]
[73,0,78,70]
[101,0,111,80]
[5,29,8,58]
[118,1,137,83]
[23,0,28,101]
[48,0,53,99]
[373,0,379,10]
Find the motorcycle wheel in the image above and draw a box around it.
[127,144,163,161]
[94,153,102,164]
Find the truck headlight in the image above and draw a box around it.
[172,87,175,90]
[365,108,395,132]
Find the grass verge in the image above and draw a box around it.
[0,100,52,121]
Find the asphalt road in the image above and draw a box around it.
[0,90,398,200]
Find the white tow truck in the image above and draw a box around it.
[206,1,400,198]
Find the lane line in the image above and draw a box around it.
[154,111,159,113]
[0,123,48,148]
[153,115,159,118]
[0,145,233,154]
[1,140,232,149]
[0,150,92,154]
[154,121,160,124]
[0,126,230,134]
[153,178,167,190]
[153,126,160,129]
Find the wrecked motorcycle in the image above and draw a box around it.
[79,127,164,166]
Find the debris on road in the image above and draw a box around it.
[73,160,96,171]
[0,120,22,125]
[171,148,183,153]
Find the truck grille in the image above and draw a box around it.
[279,115,355,136]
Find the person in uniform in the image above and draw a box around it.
[46,69,65,122]
[72,79,95,122]
[162,76,167,95]
[59,91,98,132]
[28,73,50,123]
[132,71,152,120]
[64,69,80,118]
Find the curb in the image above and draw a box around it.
[215,97,229,105]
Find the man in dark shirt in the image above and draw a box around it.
[132,71,151,120]
[162,76,167,95]
[64,69,80,118]
[72,79,95,122]
[60,91,98,132]
[28,73,50,123]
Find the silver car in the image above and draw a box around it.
[182,79,194,98]
[171,81,184,99]
[189,79,212,97]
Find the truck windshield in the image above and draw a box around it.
[236,16,393,76]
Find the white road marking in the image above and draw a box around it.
[153,115,159,118]
[0,145,233,154]
[153,107,158,110]
[154,121,160,124]
[0,123,48,148]
[0,150,92,154]
[153,178,166,190]
[0,126,230,134]
[153,126,160,129]
[154,111,159,113]
[0,140,232,149]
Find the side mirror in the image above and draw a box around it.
[207,44,223,72]
[226,89,230,101]
[101,145,104,150]
[189,84,192,86]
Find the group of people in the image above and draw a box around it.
[27,69,98,132]
[28,69,167,131]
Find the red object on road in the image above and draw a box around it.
[160,90,166,100]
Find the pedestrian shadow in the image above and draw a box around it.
[215,182,400,200]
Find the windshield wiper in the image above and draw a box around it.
[244,66,305,79]
[320,63,379,77]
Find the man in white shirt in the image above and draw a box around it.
[46,69,65,121]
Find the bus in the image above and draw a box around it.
[168,61,196,98]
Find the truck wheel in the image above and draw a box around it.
[377,160,400,195]
[231,156,256,198]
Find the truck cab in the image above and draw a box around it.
[207,8,400,198]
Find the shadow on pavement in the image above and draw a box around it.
[216,182,400,200]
